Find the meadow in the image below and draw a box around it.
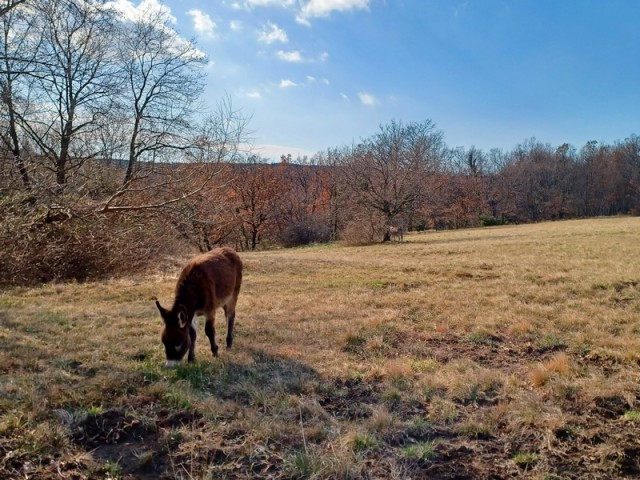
[1,217,640,479]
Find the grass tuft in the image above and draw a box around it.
[513,451,539,467]
[350,432,379,455]
[402,441,437,462]
[624,410,640,422]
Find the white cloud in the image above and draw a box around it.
[340,93,350,102]
[246,91,262,98]
[297,0,371,24]
[107,0,206,60]
[105,0,176,23]
[279,79,297,88]
[258,22,288,44]
[253,143,317,162]
[358,91,377,106]
[276,50,303,62]
[454,2,469,17]
[230,20,243,31]
[234,0,296,9]
[230,0,371,26]
[306,76,330,85]
[274,50,324,63]
[187,9,216,38]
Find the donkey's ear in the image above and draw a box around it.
[156,300,169,322]
[177,310,188,329]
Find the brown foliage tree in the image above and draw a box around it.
[341,119,444,241]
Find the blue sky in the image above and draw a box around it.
[111,0,640,160]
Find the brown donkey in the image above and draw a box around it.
[155,247,242,367]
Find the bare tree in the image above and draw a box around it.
[229,156,282,250]
[99,96,251,214]
[115,6,206,184]
[19,0,120,189]
[0,1,34,189]
[0,0,28,18]
[168,164,238,252]
[342,119,444,241]
[315,147,351,241]
[439,146,489,227]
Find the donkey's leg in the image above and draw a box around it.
[204,312,218,357]
[226,272,241,350]
[188,318,197,362]
[223,305,236,349]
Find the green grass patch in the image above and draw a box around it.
[351,433,378,455]
[624,410,640,421]
[403,441,437,462]
[513,451,539,467]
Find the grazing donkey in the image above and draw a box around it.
[155,247,242,368]
[388,225,404,241]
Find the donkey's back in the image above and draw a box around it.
[177,247,242,313]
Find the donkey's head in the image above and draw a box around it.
[156,300,192,368]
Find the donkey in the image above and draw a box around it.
[155,247,242,368]
[388,225,404,241]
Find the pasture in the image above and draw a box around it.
[1,217,640,479]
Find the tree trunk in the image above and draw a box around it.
[124,113,141,184]
[2,79,30,189]
[57,138,69,187]
[251,227,258,250]
[8,108,29,190]
[57,115,74,188]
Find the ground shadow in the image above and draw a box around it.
[66,347,325,479]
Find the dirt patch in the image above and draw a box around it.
[420,443,481,479]
[592,395,631,419]
[318,376,382,420]
[156,409,202,429]
[70,409,193,479]
[338,334,640,479]
[352,331,563,372]
[422,333,569,371]
[72,410,154,448]
[72,409,243,480]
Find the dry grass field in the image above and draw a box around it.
[2,217,640,479]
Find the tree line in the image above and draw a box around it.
[199,125,639,250]
[1,0,638,285]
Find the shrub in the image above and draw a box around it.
[339,214,386,246]
[279,217,332,248]
[0,194,179,287]
[479,215,508,227]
